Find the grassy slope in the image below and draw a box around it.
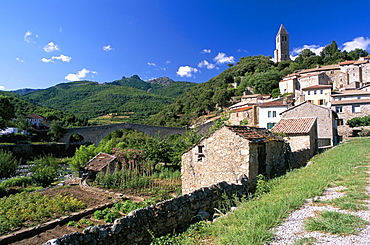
[176,138,370,244]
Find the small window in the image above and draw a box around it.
[197,145,205,162]
[318,99,325,105]
[308,91,311,95]
[320,90,323,94]
[337,119,344,126]
[268,111,272,118]
[336,106,343,113]
[272,111,277,117]
[314,90,317,95]
[267,123,276,129]
[307,100,312,103]
[352,105,361,113]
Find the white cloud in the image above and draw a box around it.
[0,86,5,90]
[290,44,325,60]
[342,37,370,52]
[148,62,156,66]
[65,68,97,81]
[43,42,60,52]
[198,60,216,69]
[214,52,235,64]
[166,60,171,64]
[176,66,199,78]
[201,49,211,54]
[52,54,71,62]
[16,58,25,63]
[41,54,71,63]
[24,31,33,43]
[103,45,113,51]
[41,58,54,63]
[237,49,248,53]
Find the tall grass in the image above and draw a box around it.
[174,138,370,245]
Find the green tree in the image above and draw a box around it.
[30,155,60,187]
[0,149,19,179]
[0,95,15,130]
[69,144,98,172]
[47,120,66,141]
[16,114,31,131]
[348,48,369,60]
[320,40,342,64]
[247,70,281,94]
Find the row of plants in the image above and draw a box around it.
[150,137,370,244]
[0,191,86,235]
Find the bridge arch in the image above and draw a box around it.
[59,123,186,146]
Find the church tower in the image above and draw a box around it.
[274,24,290,63]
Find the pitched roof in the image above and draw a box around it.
[298,72,324,79]
[232,106,253,113]
[302,85,332,90]
[296,64,340,74]
[26,114,45,120]
[259,100,292,107]
[277,24,288,35]
[331,90,370,97]
[280,101,333,115]
[272,117,316,134]
[225,125,284,143]
[83,152,116,172]
[331,99,370,105]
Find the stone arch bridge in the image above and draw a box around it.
[59,123,187,146]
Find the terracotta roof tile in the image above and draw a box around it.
[83,152,116,172]
[272,117,316,134]
[331,99,370,105]
[226,125,284,142]
[233,106,253,112]
[259,100,292,107]
[302,85,332,90]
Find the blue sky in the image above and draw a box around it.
[1,0,370,91]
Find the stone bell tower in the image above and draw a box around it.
[274,24,290,63]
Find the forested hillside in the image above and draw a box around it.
[148,41,369,127]
[0,91,87,127]
[23,76,195,123]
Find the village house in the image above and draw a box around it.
[25,114,50,130]
[272,117,318,167]
[228,105,257,126]
[330,90,370,138]
[280,101,338,148]
[81,152,117,179]
[295,85,332,106]
[181,125,288,194]
[258,99,293,129]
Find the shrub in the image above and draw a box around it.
[0,149,19,179]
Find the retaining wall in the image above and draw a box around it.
[44,181,247,245]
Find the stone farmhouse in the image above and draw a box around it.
[272,117,318,167]
[181,125,288,194]
[25,113,50,130]
[280,101,338,148]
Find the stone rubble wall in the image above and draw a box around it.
[44,181,246,245]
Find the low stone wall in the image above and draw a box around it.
[44,181,246,245]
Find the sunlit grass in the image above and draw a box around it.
[168,138,370,245]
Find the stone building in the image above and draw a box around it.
[330,90,370,138]
[82,152,117,179]
[272,117,318,167]
[280,101,338,148]
[181,125,287,194]
[296,85,332,106]
[274,24,290,63]
[228,106,257,126]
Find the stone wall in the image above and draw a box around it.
[44,181,246,245]
[282,102,336,146]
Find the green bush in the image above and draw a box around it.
[0,177,33,189]
[0,149,19,179]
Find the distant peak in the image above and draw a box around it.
[147,77,174,86]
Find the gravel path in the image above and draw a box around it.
[269,173,370,245]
